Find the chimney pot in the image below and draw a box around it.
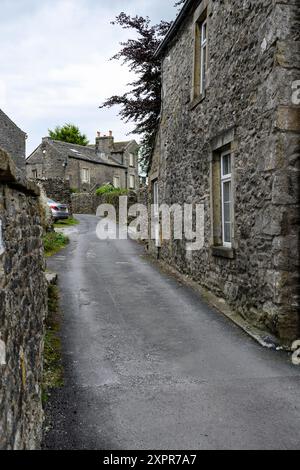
[109,130,113,137]
[97,131,101,137]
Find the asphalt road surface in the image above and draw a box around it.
[44,214,300,450]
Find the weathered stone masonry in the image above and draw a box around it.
[149,0,300,343]
[0,149,47,449]
[0,109,26,171]
[35,177,72,212]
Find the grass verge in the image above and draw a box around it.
[43,232,69,257]
[42,284,64,404]
[54,217,79,228]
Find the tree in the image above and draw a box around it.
[48,124,89,146]
[100,2,184,171]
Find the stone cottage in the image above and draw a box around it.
[0,108,26,170]
[26,131,139,192]
[149,0,300,344]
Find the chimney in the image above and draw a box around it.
[95,130,114,156]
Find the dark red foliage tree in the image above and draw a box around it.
[100,2,185,171]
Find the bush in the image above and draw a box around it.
[95,184,128,197]
[95,184,115,195]
[70,187,80,194]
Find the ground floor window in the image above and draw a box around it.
[129,175,135,189]
[221,151,232,247]
[82,168,90,184]
[113,176,120,188]
[211,145,234,251]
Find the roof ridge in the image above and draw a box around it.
[49,139,90,149]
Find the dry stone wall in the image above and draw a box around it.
[0,149,47,449]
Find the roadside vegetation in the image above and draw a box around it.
[95,183,128,196]
[95,184,128,205]
[43,232,69,257]
[42,284,63,404]
[53,217,79,228]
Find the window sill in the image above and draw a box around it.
[211,246,235,259]
[190,92,206,110]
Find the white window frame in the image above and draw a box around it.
[82,168,90,184]
[152,181,160,247]
[129,174,135,189]
[221,151,232,248]
[113,176,120,188]
[129,153,135,167]
[153,181,159,214]
[0,219,5,256]
[200,19,208,95]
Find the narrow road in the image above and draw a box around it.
[44,214,300,450]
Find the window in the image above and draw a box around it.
[0,219,5,256]
[200,19,208,95]
[153,180,159,208]
[82,168,90,184]
[221,152,232,247]
[129,175,135,189]
[129,153,135,167]
[152,180,160,247]
[113,176,120,188]
[32,169,38,179]
[193,14,208,100]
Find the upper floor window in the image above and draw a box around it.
[113,176,120,188]
[193,13,208,101]
[200,19,207,95]
[82,168,90,184]
[32,169,38,179]
[129,153,135,167]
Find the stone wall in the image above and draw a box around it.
[35,177,72,212]
[72,191,138,216]
[71,193,97,215]
[0,109,26,171]
[0,149,47,449]
[149,0,300,344]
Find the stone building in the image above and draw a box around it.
[26,132,139,192]
[0,108,26,170]
[0,149,47,449]
[149,0,300,344]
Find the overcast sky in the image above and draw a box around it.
[0,0,177,155]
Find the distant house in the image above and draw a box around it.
[26,131,139,192]
[0,108,26,170]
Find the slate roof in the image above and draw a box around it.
[89,140,133,154]
[111,141,131,153]
[46,139,127,168]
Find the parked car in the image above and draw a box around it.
[47,199,69,220]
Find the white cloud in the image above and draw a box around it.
[0,0,177,154]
